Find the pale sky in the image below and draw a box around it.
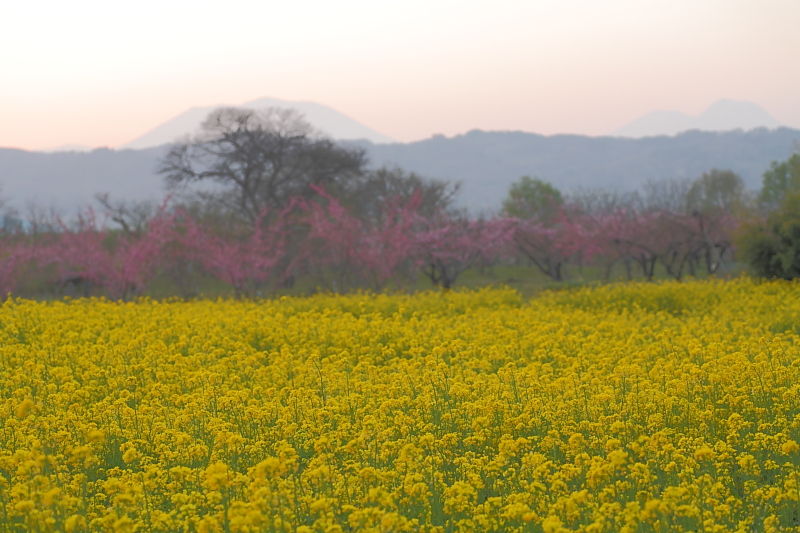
[1,0,798,150]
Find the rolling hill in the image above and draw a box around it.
[2,128,798,213]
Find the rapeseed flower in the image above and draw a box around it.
[0,279,798,531]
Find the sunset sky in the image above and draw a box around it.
[1,0,798,151]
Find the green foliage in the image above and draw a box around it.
[686,169,746,214]
[501,176,563,220]
[759,153,800,211]
[341,166,460,221]
[737,192,800,279]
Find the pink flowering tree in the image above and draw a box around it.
[170,204,294,298]
[40,210,107,293]
[654,210,738,280]
[586,210,659,280]
[176,207,291,298]
[587,208,738,281]
[38,208,178,299]
[300,187,420,292]
[511,204,601,282]
[300,193,366,293]
[352,196,420,290]
[414,213,515,289]
[513,219,567,281]
[581,210,632,280]
[0,236,34,296]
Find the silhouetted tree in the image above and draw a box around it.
[159,107,367,222]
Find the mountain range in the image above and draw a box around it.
[5,97,796,213]
[2,128,798,214]
[42,97,785,153]
[613,99,783,138]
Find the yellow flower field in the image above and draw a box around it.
[1,279,800,532]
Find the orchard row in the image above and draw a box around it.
[0,192,735,298]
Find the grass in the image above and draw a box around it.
[9,258,748,301]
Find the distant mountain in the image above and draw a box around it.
[354,128,800,210]
[41,144,96,153]
[0,146,169,212]
[2,128,798,213]
[613,99,783,138]
[122,97,394,149]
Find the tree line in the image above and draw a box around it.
[0,107,798,299]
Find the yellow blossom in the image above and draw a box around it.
[782,440,799,455]
[0,280,797,531]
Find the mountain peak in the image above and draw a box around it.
[122,98,394,149]
[613,99,782,138]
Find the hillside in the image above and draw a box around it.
[355,128,800,209]
[0,146,169,212]
[2,128,798,212]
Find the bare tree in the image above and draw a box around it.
[0,187,23,233]
[641,178,693,213]
[95,193,159,234]
[158,107,367,222]
[23,201,63,234]
[567,187,642,216]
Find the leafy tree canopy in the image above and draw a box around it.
[737,191,800,280]
[759,153,800,211]
[686,169,746,215]
[501,176,563,220]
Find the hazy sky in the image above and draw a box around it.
[1,0,798,150]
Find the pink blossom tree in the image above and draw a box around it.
[300,193,366,292]
[586,209,659,280]
[353,196,420,290]
[0,236,34,296]
[176,207,291,298]
[414,213,515,289]
[511,204,601,282]
[300,187,420,292]
[39,208,177,299]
